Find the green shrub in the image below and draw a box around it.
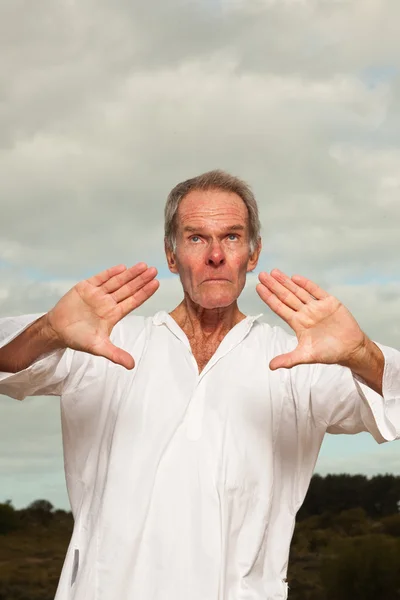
[0,503,19,535]
[380,514,400,537]
[320,534,400,600]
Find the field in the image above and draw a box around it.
[1,474,400,599]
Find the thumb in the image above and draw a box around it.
[269,349,306,371]
[96,340,135,370]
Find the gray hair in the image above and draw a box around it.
[164,169,261,253]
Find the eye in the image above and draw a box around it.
[227,234,239,241]
[190,235,201,243]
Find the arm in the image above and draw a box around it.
[308,344,400,443]
[0,313,73,400]
[0,262,159,400]
[0,314,64,374]
[343,337,384,396]
[256,269,400,441]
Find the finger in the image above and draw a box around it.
[102,263,149,295]
[87,264,127,287]
[112,267,158,303]
[269,269,313,304]
[290,274,329,300]
[256,283,295,324]
[269,349,307,370]
[94,340,135,370]
[258,272,304,311]
[117,279,160,319]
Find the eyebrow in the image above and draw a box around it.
[182,224,246,233]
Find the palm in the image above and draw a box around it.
[47,263,159,369]
[256,269,366,370]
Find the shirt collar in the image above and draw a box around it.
[152,311,263,328]
[152,311,263,379]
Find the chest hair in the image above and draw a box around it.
[187,336,223,373]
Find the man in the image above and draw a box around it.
[0,169,399,600]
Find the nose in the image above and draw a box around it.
[206,241,225,267]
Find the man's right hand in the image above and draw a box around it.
[44,263,159,369]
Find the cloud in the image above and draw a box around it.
[1,0,400,508]
[1,1,399,280]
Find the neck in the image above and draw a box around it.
[169,294,246,340]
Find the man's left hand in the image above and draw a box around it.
[256,269,369,371]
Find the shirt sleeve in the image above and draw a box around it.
[0,314,75,401]
[309,341,400,444]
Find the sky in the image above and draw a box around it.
[0,0,400,510]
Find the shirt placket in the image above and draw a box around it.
[160,314,262,441]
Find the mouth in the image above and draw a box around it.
[203,278,230,283]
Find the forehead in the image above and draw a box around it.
[176,189,248,229]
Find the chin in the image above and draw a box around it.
[197,293,237,310]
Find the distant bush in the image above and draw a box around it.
[23,499,55,527]
[0,502,19,535]
[380,514,400,537]
[320,534,400,600]
[334,507,370,536]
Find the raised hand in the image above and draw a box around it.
[256,269,367,371]
[45,263,159,369]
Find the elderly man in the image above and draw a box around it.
[0,169,399,600]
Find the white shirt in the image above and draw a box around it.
[1,311,400,600]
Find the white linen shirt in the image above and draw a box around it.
[1,311,400,600]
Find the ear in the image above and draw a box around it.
[246,238,262,273]
[165,239,179,274]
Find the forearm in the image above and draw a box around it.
[342,337,385,396]
[0,315,66,374]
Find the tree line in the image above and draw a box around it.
[298,473,400,520]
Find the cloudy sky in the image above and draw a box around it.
[1,0,400,510]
